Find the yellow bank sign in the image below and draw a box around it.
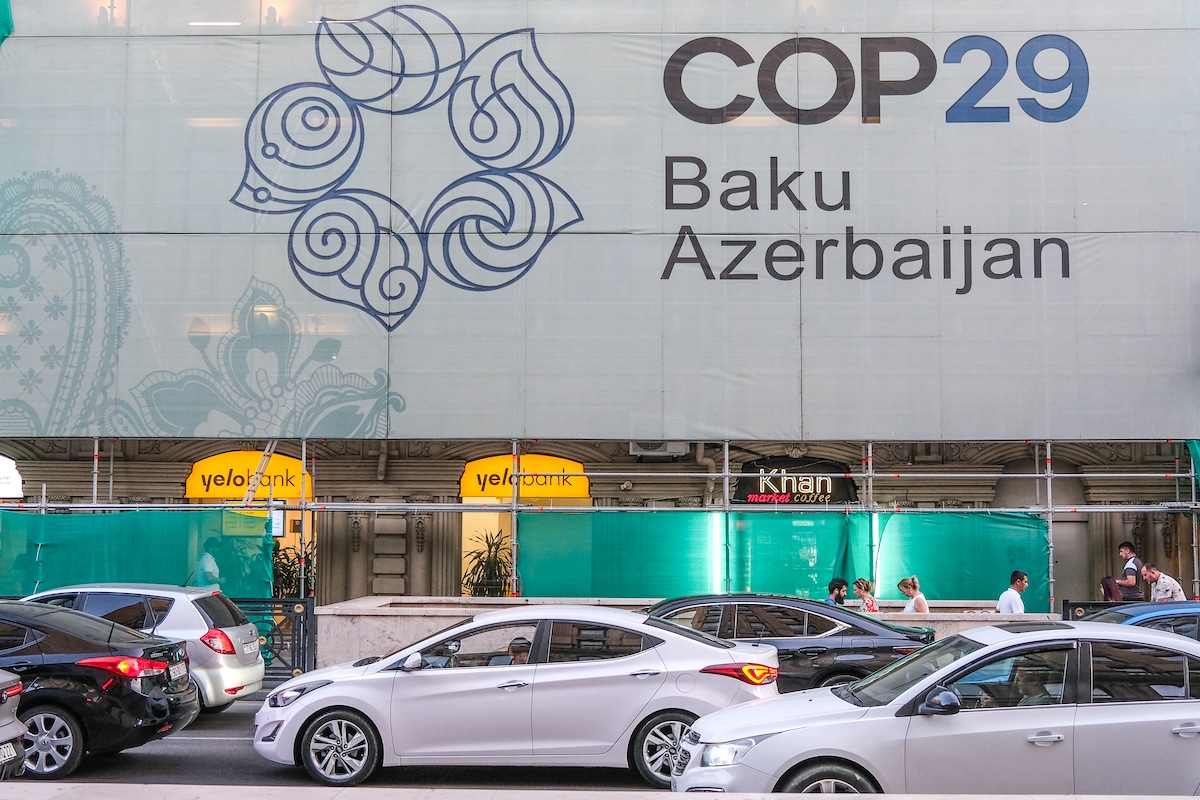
[461,455,590,499]
[185,452,310,501]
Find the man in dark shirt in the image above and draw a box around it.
[1116,541,1144,601]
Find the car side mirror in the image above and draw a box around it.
[918,686,961,716]
[399,652,422,671]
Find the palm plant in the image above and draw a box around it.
[462,529,513,596]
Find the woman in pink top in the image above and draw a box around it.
[853,578,879,613]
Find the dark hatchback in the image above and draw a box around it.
[0,600,199,779]
[647,593,934,693]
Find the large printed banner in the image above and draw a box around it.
[0,1,1196,441]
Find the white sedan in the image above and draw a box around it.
[254,604,779,787]
[674,620,1200,794]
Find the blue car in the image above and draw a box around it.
[1082,601,1200,640]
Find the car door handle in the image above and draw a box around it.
[1027,732,1064,746]
[1172,724,1200,738]
[497,680,528,690]
[629,670,662,679]
[798,648,827,658]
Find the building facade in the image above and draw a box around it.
[0,1,1197,608]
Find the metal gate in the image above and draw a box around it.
[231,596,317,688]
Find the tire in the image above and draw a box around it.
[20,705,85,780]
[629,710,696,788]
[779,762,877,793]
[817,673,860,688]
[299,708,382,786]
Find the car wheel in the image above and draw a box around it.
[779,762,877,793]
[629,710,696,788]
[817,673,860,688]
[20,705,84,780]
[299,708,382,786]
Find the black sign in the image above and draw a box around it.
[733,457,859,504]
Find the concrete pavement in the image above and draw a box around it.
[0,787,1171,800]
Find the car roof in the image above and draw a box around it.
[1095,601,1200,619]
[470,604,652,626]
[959,619,1200,650]
[24,583,219,601]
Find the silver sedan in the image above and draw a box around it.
[674,620,1200,794]
[255,604,779,788]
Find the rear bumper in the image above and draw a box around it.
[0,736,24,780]
[194,659,266,707]
[71,680,200,754]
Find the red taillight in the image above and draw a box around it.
[78,656,167,678]
[200,628,236,655]
[1,683,21,700]
[700,663,779,686]
[893,645,923,655]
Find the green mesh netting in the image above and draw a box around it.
[0,509,273,598]
[517,511,1048,609]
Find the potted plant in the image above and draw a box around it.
[462,529,513,596]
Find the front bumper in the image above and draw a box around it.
[253,699,302,765]
[671,739,775,793]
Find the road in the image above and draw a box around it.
[58,700,651,790]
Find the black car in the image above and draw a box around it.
[0,600,199,779]
[647,593,934,692]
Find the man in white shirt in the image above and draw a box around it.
[1142,563,1187,602]
[997,570,1028,614]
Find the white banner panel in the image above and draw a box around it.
[0,1,1196,440]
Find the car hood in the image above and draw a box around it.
[271,659,378,692]
[691,686,867,741]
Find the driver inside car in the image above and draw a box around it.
[507,636,531,665]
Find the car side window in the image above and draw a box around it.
[731,604,808,638]
[34,594,78,609]
[419,623,537,669]
[948,649,1068,709]
[147,597,173,627]
[1143,615,1199,641]
[805,611,840,636]
[547,621,647,662]
[658,605,722,636]
[0,622,28,652]
[81,593,150,629]
[1090,641,1186,702]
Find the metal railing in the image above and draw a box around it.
[231,596,316,688]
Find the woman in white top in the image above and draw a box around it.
[897,575,928,613]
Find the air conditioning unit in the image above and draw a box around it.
[629,441,690,457]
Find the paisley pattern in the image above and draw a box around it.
[0,172,128,435]
[232,4,581,330]
[0,172,403,437]
[130,280,404,438]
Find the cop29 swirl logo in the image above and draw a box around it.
[230,5,581,330]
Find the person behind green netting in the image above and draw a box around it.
[191,537,222,590]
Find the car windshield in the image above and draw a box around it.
[20,604,152,645]
[380,616,474,661]
[195,594,250,627]
[847,634,983,706]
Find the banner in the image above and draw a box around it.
[0,1,11,48]
[0,2,1196,442]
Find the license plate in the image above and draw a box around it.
[242,641,258,655]
[0,741,16,762]
[169,661,187,681]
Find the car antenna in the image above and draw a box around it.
[181,567,195,588]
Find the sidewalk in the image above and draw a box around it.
[0,786,1171,800]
